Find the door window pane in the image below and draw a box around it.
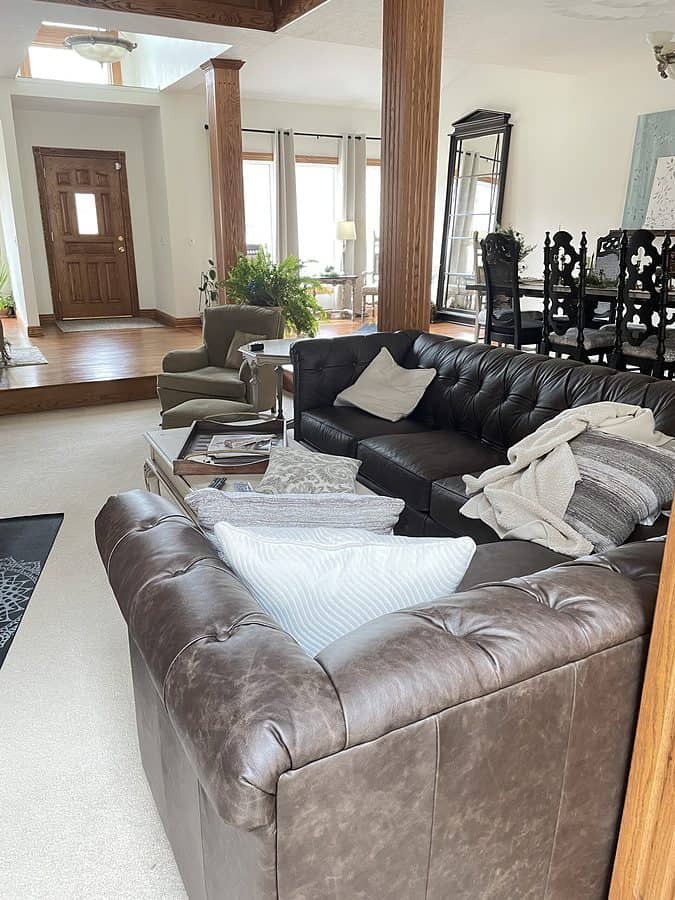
[243,160,274,254]
[74,193,99,235]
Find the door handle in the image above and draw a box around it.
[118,246,126,253]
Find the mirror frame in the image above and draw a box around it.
[435,109,513,322]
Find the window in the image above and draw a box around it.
[365,162,381,275]
[243,159,274,253]
[27,46,110,84]
[19,25,122,85]
[296,161,339,276]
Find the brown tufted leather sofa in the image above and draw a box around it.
[292,331,675,541]
[96,489,665,899]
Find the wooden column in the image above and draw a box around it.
[609,510,675,899]
[378,0,444,332]
[201,58,246,290]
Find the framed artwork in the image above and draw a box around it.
[623,108,675,230]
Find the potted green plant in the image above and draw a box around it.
[198,259,223,310]
[225,249,325,337]
[0,296,15,318]
[0,261,14,317]
[496,224,536,273]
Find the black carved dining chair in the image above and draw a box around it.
[543,231,615,363]
[590,230,625,327]
[481,232,543,350]
[612,229,674,378]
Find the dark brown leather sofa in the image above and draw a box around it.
[96,489,664,900]
[291,331,675,541]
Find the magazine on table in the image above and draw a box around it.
[206,433,273,458]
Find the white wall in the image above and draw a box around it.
[13,104,159,316]
[121,34,229,91]
[436,61,675,278]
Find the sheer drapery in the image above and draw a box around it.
[274,129,299,261]
[339,134,367,276]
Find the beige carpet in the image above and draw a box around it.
[0,401,186,899]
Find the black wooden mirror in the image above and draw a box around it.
[435,110,512,324]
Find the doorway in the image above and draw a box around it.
[34,147,139,320]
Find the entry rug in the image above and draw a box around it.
[0,514,63,668]
[56,317,164,333]
[2,346,48,367]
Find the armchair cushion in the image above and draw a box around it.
[157,367,247,401]
[225,330,266,369]
[203,305,283,367]
[162,345,208,373]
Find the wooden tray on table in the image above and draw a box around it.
[172,416,287,476]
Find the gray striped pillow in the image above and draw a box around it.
[214,524,476,657]
[185,490,405,534]
[564,429,675,553]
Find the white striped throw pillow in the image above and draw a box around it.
[214,524,476,657]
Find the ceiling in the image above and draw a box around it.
[0,0,674,107]
[285,0,675,74]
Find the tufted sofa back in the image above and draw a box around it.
[408,336,671,449]
[292,331,675,451]
[407,333,675,448]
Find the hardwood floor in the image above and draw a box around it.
[0,315,473,415]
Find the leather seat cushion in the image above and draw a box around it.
[300,407,430,458]
[157,367,247,400]
[357,431,506,512]
[457,541,572,591]
[430,475,503,543]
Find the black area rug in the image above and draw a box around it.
[0,514,63,668]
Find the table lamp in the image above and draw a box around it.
[336,220,357,273]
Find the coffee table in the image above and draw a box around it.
[143,426,373,521]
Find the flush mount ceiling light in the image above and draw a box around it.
[64,31,137,64]
[647,31,675,79]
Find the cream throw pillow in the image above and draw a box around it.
[334,347,436,422]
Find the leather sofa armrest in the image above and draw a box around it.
[290,330,421,442]
[95,491,346,831]
[162,345,209,373]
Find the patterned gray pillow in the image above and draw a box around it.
[258,448,361,494]
[564,429,675,553]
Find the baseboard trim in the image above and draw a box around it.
[37,310,200,329]
[27,324,44,337]
[143,308,202,328]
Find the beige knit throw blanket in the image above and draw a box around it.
[460,402,672,556]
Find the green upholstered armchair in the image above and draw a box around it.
[157,305,283,414]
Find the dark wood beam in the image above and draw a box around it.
[36,0,275,31]
[377,0,444,333]
[202,58,247,290]
[272,0,331,29]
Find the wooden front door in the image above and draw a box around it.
[34,148,139,320]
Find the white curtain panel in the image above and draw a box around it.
[340,134,367,276]
[274,129,299,261]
